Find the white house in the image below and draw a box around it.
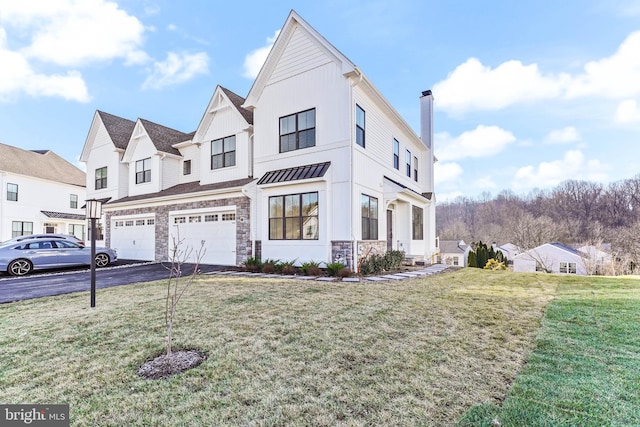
[437,240,470,266]
[79,10,437,269]
[0,143,87,243]
[512,242,588,275]
[577,245,614,275]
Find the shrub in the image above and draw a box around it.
[384,250,405,271]
[359,250,406,275]
[261,258,279,274]
[279,259,298,275]
[325,262,346,277]
[484,259,507,270]
[337,267,353,278]
[301,260,322,276]
[243,257,262,273]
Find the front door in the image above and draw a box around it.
[387,210,393,251]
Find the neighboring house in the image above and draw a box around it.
[495,242,520,266]
[513,242,588,275]
[0,143,87,242]
[437,240,470,266]
[80,10,437,268]
[578,245,614,275]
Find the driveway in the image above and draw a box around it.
[0,261,225,304]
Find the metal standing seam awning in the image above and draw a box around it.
[257,162,331,185]
[40,210,87,221]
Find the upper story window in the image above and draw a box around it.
[269,192,319,240]
[211,135,236,169]
[361,194,378,240]
[7,183,18,201]
[356,105,365,148]
[136,158,151,184]
[406,150,412,177]
[70,194,78,209]
[280,109,315,153]
[183,159,192,175]
[413,156,418,182]
[95,167,107,190]
[393,139,399,169]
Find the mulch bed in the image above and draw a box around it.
[137,349,207,380]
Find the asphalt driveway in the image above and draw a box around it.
[0,261,225,304]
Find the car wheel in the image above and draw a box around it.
[8,259,33,276]
[95,253,110,267]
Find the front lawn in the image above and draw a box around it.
[1,269,635,425]
[459,274,640,426]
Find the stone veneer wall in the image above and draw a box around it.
[356,240,387,271]
[254,240,262,261]
[331,240,354,270]
[105,195,251,265]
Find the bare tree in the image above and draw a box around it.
[164,230,206,356]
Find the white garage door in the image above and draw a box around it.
[169,211,236,265]
[111,217,156,261]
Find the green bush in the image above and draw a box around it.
[359,250,406,275]
[243,257,262,273]
[278,259,298,275]
[300,260,322,276]
[261,258,279,274]
[325,262,346,277]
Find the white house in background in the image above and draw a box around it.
[495,242,519,266]
[79,10,437,269]
[513,242,588,275]
[0,143,86,243]
[437,240,471,266]
[578,245,614,275]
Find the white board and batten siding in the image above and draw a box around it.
[168,207,237,266]
[111,214,156,261]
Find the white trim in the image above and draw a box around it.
[169,205,236,216]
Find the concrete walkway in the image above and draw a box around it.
[205,263,451,282]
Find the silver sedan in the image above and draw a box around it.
[0,239,117,276]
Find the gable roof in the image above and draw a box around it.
[139,119,192,157]
[97,110,136,150]
[0,143,85,187]
[514,242,586,259]
[439,240,468,254]
[220,86,253,125]
[243,10,356,109]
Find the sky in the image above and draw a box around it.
[1,0,639,202]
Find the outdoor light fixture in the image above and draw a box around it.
[85,199,103,308]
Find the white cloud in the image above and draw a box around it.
[545,126,581,144]
[142,51,209,90]
[434,30,640,114]
[474,176,497,190]
[434,162,463,186]
[513,150,608,189]
[435,125,516,161]
[615,99,640,123]
[433,58,566,114]
[1,0,149,67]
[0,29,89,102]
[243,30,280,79]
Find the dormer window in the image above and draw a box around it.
[280,109,315,153]
[136,158,151,184]
[211,135,236,169]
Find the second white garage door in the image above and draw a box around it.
[169,210,237,266]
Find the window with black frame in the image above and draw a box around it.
[279,109,316,153]
[361,194,378,240]
[269,192,318,240]
[211,135,236,169]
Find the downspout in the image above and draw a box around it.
[349,68,364,271]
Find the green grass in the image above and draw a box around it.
[458,275,640,426]
[0,270,636,426]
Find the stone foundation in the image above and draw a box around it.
[331,240,354,270]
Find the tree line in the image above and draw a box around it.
[436,175,640,273]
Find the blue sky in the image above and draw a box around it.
[1,0,639,202]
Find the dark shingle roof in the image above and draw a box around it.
[139,119,192,156]
[549,242,585,256]
[107,178,255,205]
[41,210,87,221]
[0,143,85,187]
[97,110,136,150]
[439,240,467,254]
[257,162,330,185]
[220,86,253,125]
